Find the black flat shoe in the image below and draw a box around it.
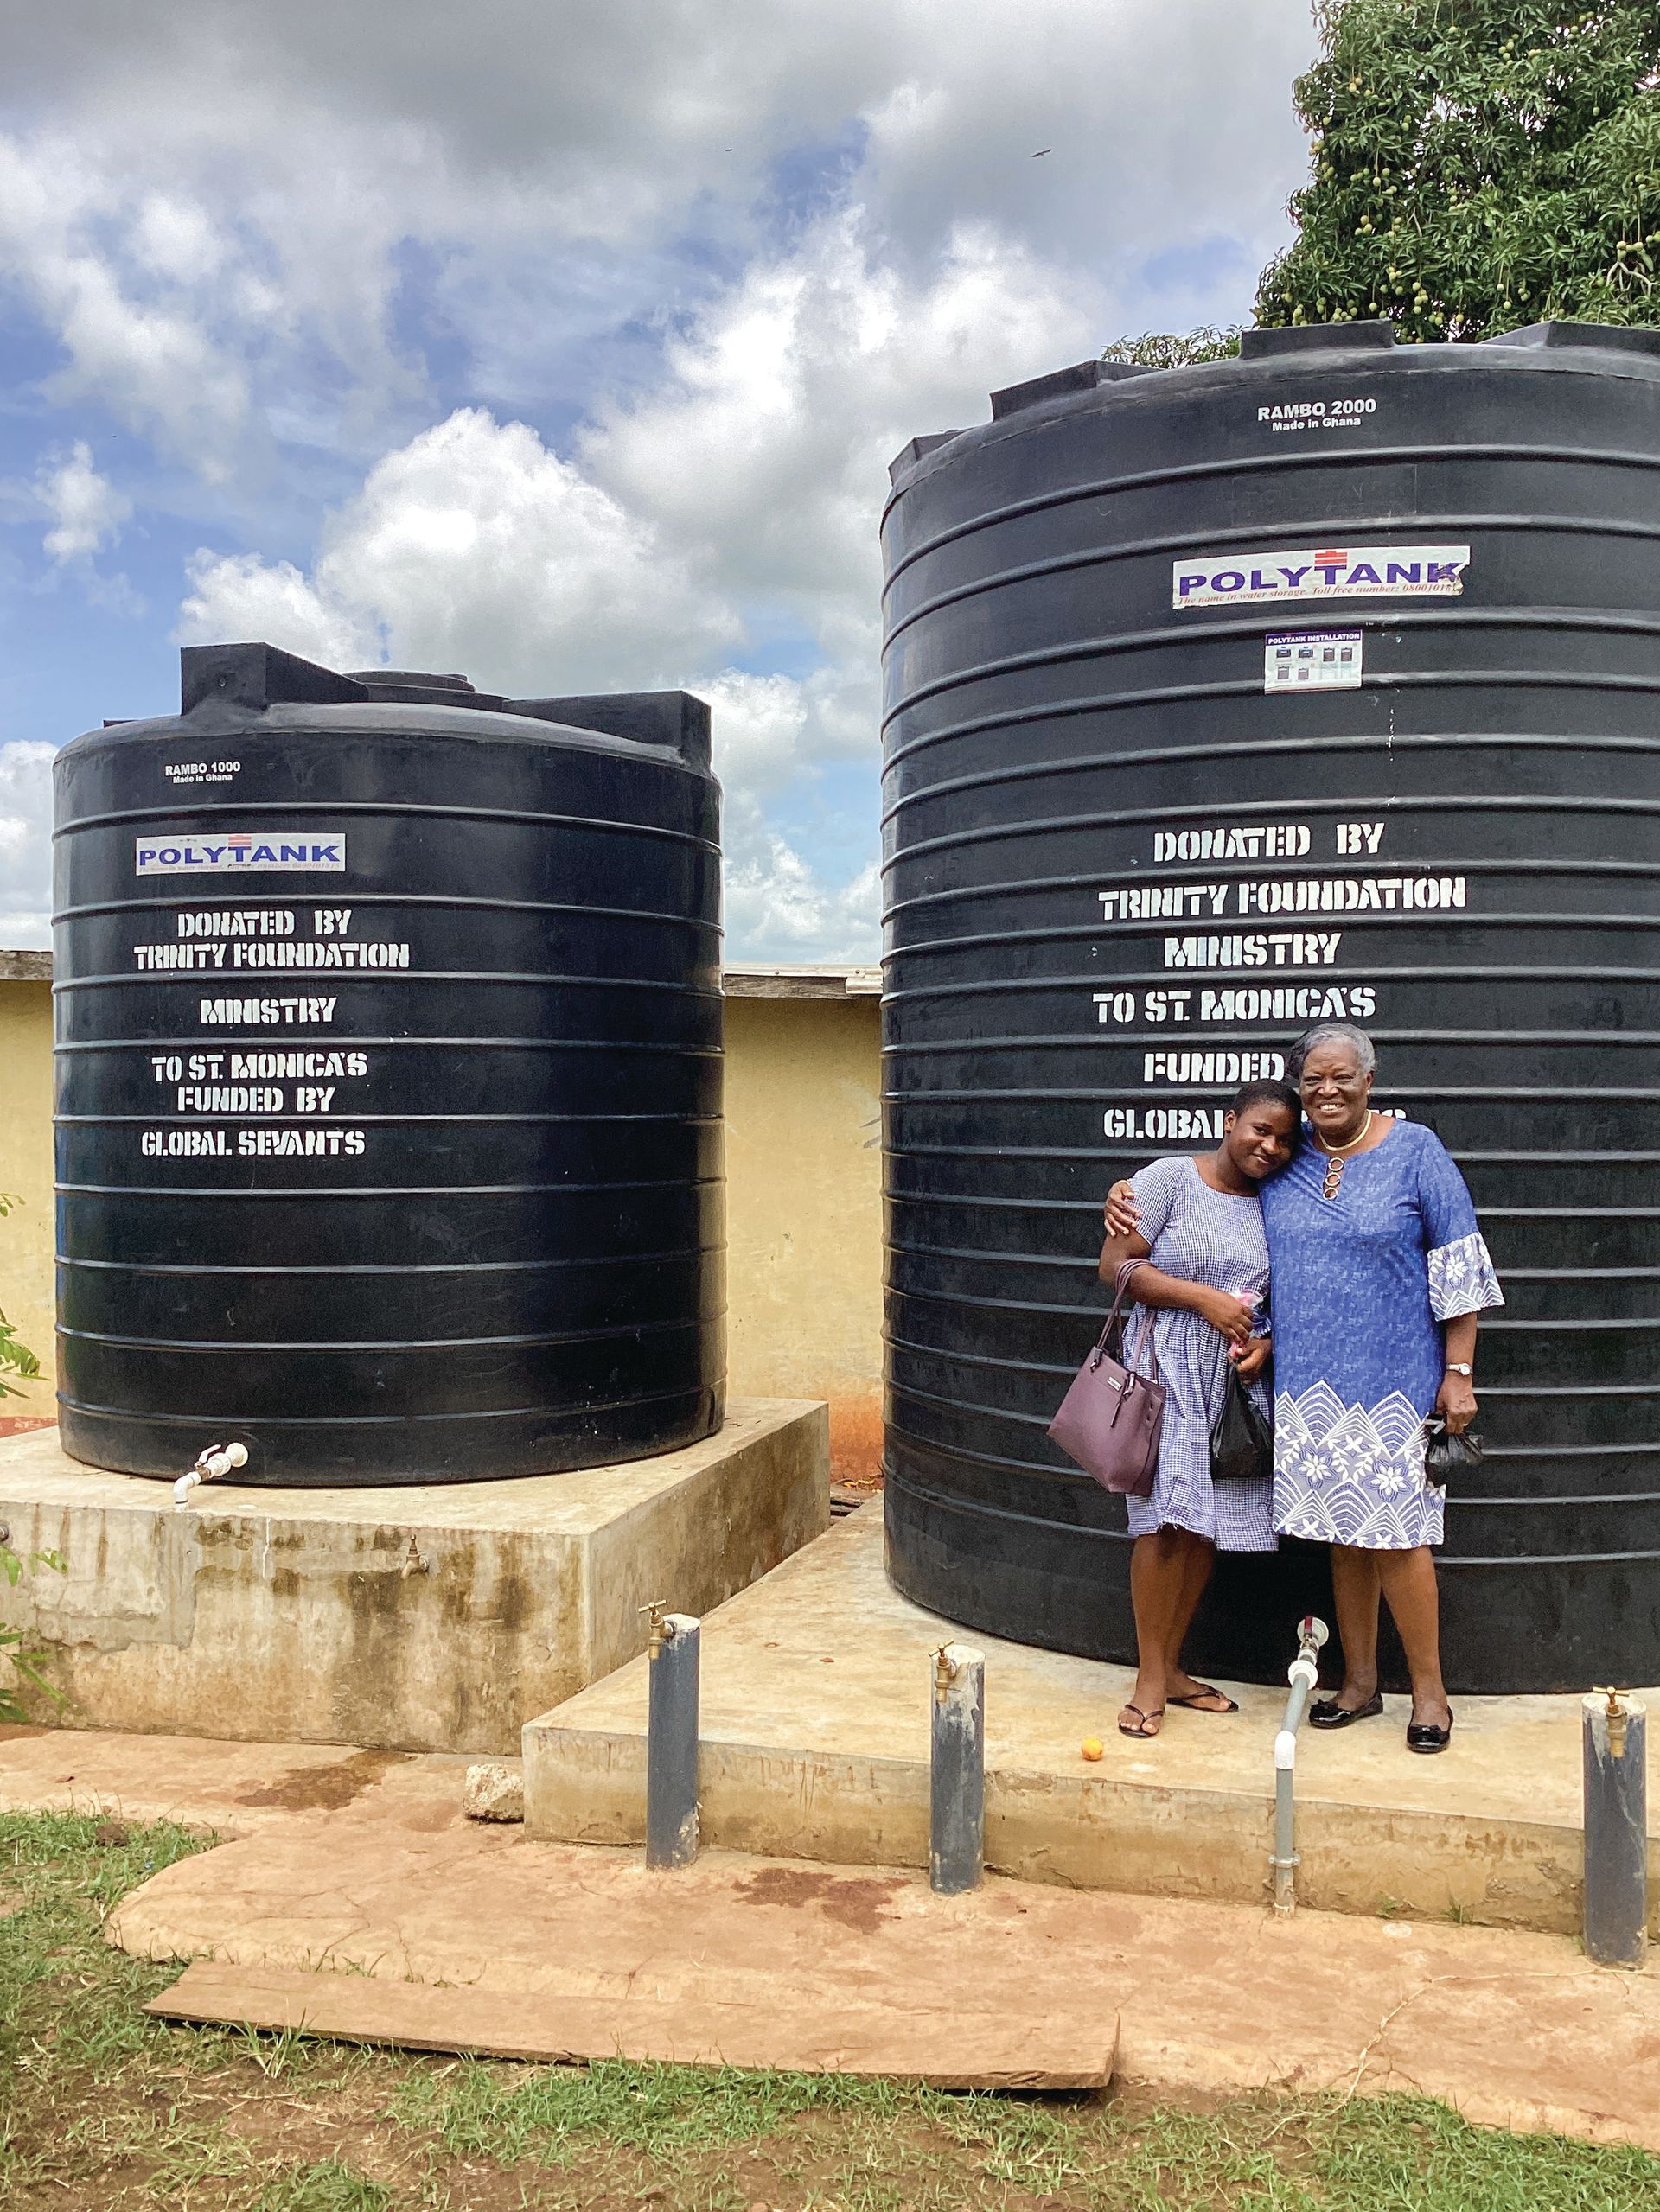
[1406,1711,1454,1755]
[1307,1692,1384,1730]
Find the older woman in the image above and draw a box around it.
[1105,1023,1503,1754]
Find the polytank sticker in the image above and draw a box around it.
[1264,631,1363,689]
[135,832,346,876]
[1173,545,1468,609]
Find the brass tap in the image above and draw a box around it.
[641,1599,667,1658]
[934,1644,954,1705]
[1594,1686,1630,1760]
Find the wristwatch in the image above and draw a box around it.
[1445,1362,1473,1378]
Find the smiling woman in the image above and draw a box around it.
[1264,1024,1502,1754]
[1093,1079,1299,1741]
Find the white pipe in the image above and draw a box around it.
[172,1440,249,1509]
[1269,1618,1328,1916]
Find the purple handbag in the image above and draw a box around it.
[1047,1259,1165,1497]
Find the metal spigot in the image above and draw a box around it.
[1595,1686,1631,1760]
[640,1598,667,1657]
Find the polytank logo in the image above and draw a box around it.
[1172,544,1470,609]
[134,832,347,877]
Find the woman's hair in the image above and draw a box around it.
[1286,1023,1376,1084]
[1226,1078,1300,1123]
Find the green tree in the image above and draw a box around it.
[1100,326,1242,369]
[1255,0,1660,341]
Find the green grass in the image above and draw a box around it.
[2,1807,1658,2210]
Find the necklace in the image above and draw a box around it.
[1315,1111,1374,1156]
[1315,1110,1372,1201]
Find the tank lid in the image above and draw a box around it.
[1239,320,1396,360]
[171,642,712,772]
[345,668,476,691]
[989,357,1153,420]
[887,431,963,488]
[1483,319,1660,359]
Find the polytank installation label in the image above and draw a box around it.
[135,832,346,876]
[1265,632,1362,690]
[1172,545,1469,609]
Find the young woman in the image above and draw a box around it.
[1097,1079,1300,1739]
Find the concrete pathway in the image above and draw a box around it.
[526,1510,1659,1934]
[3,1724,1658,2146]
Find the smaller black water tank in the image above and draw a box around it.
[54,643,725,1485]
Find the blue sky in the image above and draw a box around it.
[0,0,1318,955]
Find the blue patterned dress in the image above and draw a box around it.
[1261,1120,1503,1551]
[1122,1156,1275,1552]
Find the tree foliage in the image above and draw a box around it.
[1255,0,1660,341]
[1100,327,1242,369]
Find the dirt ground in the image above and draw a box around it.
[5,1809,1658,2212]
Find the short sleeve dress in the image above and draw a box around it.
[1122,1155,1274,1553]
[1261,1120,1503,1551]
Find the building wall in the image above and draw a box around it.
[0,975,54,1435]
[0,968,886,1475]
[722,994,884,1480]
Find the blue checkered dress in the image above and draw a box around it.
[1122,1156,1276,1552]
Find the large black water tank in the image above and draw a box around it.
[881,320,1660,1696]
[54,643,724,1485]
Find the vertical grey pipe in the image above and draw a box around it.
[930,1641,985,1894]
[646,1611,700,1869]
[1582,1692,1647,1967]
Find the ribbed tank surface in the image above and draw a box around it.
[54,643,725,1484]
[881,321,1660,1694]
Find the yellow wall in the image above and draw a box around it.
[0,976,886,1476]
[0,979,54,1433]
[721,996,884,1479]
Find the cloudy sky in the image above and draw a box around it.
[0,0,1318,956]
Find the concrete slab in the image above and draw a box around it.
[0,1400,828,1756]
[0,1721,471,1833]
[524,1511,1660,1935]
[86,1754,1660,2150]
[146,1961,1118,2088]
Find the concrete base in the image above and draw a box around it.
[525,1509,1660,1938]
[0,1400,828,1756]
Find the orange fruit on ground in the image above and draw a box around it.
[1080,1737,1105,1762]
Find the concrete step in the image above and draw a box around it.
[523,1510,1659,1937]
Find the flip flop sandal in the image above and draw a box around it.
[1167,1685,1239,1713]
[1117,1705,1165,1738]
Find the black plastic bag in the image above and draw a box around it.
[1210,1363,1274,1483]
[1424,1418,1483,1487]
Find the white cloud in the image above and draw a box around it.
[584,211,1100,657]
[0,3,1312,483]
[0,743,56,949]
[38,439,131,564]
[1,1,1324,959]
[726,841,879,964]
[179,407,741,691]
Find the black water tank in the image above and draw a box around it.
[54,643,724,1484]
[881,321,1660,1696]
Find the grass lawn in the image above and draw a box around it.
[2,1810,1657,2211]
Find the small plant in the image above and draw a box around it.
[1,1535,66,1726]
[0,1192,42,1402]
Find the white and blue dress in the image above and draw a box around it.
[1261,1119,1504,1552]
[1123,1155,1276,1552]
